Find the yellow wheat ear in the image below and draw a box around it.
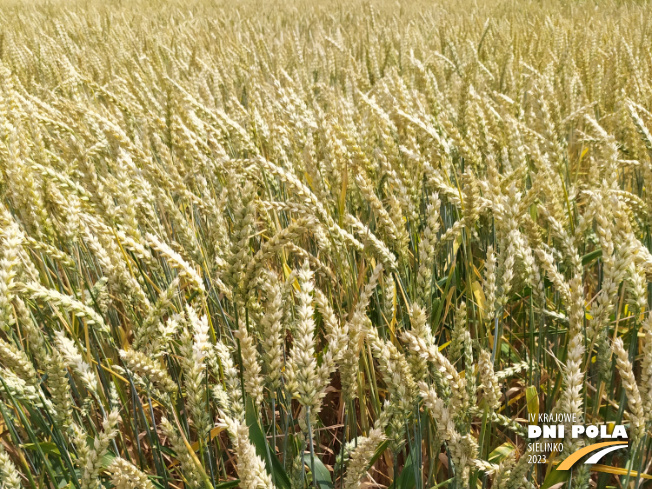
[2,1,652,488]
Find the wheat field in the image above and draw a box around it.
[1,0,652,488]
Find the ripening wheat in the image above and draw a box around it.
[1,0,652,488]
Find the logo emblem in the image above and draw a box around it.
[557,442,629,470]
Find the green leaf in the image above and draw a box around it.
[369,439,389,467]
[389,451,416,489]
[302,453,333,489]
[159,445,177,458]
[245,399,291,489]
[488,441,516,464]
[214,480,241,489]
[526,386,539,425]
[582,248,602,266]
[21,442,61,457]
[98,451,116,470]
[432,262,456,328]
[500,340,521,362]
[540,468,569,489]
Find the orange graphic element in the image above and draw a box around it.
[557,441,627,470]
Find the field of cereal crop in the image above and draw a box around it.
[1,0,652,488]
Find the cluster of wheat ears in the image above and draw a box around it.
[2,0,652,488]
